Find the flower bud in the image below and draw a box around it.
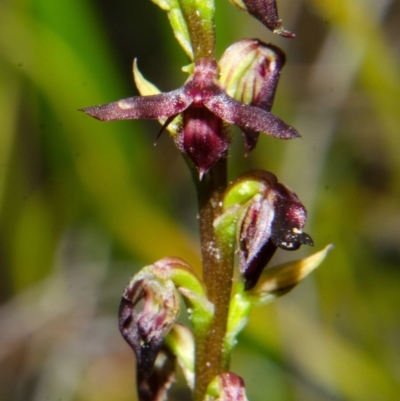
[228,0,295,38]
[119,256,213,382]
[118,269,180,376]
[223,170,313,289]
[219,40,285,108]
[205,372,249,401]
[219,40,286,152]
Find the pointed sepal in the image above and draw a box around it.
[228,0,295,38]
[248,245,333,304]
[150,0,193,59]
[165,324,195,389]
[223,246,331,360]
[80,89,192,121]
[133,59,182,136]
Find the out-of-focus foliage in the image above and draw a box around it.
[0,1,399,401]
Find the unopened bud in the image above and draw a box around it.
[119,269,180,375]
[205,372,249,401]
[219,40,285,108]
[119,256,213,380]
[219,40,285,152]
[223,170,313,289]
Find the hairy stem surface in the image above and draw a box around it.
[193,156,234,401]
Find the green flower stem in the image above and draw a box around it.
[178,0,216,60]
[193,156,234,401]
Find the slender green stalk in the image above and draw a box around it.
[178,0,215,60]
[193,156,234,401]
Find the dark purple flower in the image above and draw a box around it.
[81,58,299,175]
[232,170,313,289]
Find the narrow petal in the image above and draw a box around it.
[165,324,195,390]
[241,129,259,154]
[248,245,334,305]
[204,92,300,139]
[80,89,192,121]
[133,60,182,137]
[133,59,162,96]
[239,0,295,38]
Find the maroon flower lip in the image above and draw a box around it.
[81,58,299,174]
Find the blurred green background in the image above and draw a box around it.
[1,0,400,400]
